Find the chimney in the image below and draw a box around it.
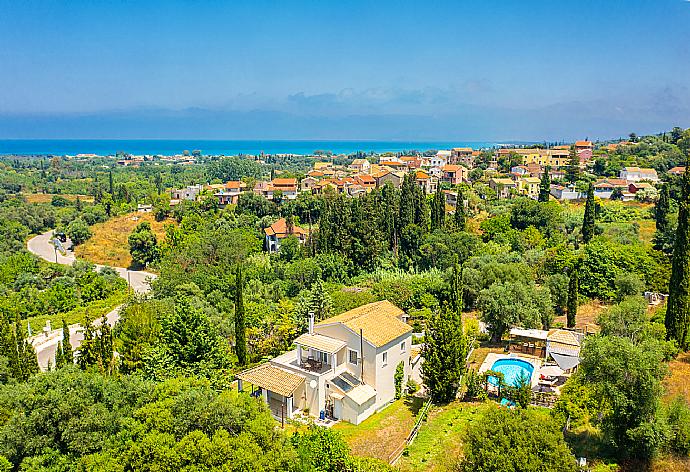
[308,311,314,335]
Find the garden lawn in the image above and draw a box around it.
[75,212,172,269]
[397,402,491,472]
[332,396,424,463]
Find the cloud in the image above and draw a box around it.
[0,85,687,141]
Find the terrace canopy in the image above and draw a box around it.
[294,333,346,353]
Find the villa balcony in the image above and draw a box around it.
[272,349,345,377]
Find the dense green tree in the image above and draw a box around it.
[581,183,596,243]
[116,300,164,374]
[128,221,160,268]
[666,168,690,350]
[597,296,649,343]
[235,264,247,366]
[459,406,576,472]
[579,335,668,458]
[566,268,578,328]
[66,218,92,246]
[538,166,551,202]
[477,282,553,343]
[76,314,99,370]
[422,303,465,403]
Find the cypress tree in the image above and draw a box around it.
[422,303,464,403]
[582,183,596,243]
[431,187,445,231]
[398,173,415,231]
[55,341,64,368]
[538,166,551,202]
[453,187,466,231]
[653,183,671,251]
[666,167,690,350]
[14,316,38,380]
[450,258,468,376]
[235,263,247,365]
[77,314,98,370]
[565,145,580,183]
[108,169,114,194]
[567,268,578,329]
[61,319,73,365]
[0,316,21,380]
[97,317,114,372]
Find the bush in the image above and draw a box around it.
[65,218,92,246]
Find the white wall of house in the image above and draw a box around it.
[372,335,412,406]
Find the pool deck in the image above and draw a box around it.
[478,353,543,389]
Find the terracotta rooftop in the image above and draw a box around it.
[237,363,304,397]
[318,300,411,348]
[264,218,307,237]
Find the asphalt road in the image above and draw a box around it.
[27,230,156,369]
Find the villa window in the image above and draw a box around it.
[382,352,388,366]
[349,349,358,365]
[400,342,405,353]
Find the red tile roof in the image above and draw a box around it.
[264,218,307,237]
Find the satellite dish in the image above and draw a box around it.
[309,380,317,389]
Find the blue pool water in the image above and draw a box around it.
[487,358,534,387]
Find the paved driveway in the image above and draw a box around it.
[27,230,156,369]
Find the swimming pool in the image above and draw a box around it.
[487,358,534,387]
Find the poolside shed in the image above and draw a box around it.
[546,329,583,373]
[508,328,549,357]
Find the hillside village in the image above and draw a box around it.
[1,127,690,472]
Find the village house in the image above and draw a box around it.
[430,150,451,168]
[574,140,593,152]
[301,177,319,192]
[349,158,371,174]
[267,178,299,200]
[619,166,659,182]
[353,174,377,192]
[549,184,581,201]
[441,164,468,185]
[489,177,518,199]
[171,184,203,201]
[517,176,541,199]
[450,147,475,168]
[210,181,245,206]
[400,156,423,170]
[414,170,436,194]
[593,179,629,199]
[669,166,686,176]
[628,181,655,194]
[237,301,414,425]
[499,148,570,168]
[373,170,404,189]
[264,218,308,253]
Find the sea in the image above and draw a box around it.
[0,139,518,157]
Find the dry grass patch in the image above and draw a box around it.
[332,396,424,463]
[24,193,94,204]
[664,352,690,404]
[554,299,605,333]
[638,219,656,245]
[76,212,172,268]
[467,345,504,372]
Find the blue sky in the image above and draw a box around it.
[1,0,689,140]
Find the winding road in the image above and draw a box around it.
[26,230,156,369]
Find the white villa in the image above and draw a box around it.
[237,301,415,425]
